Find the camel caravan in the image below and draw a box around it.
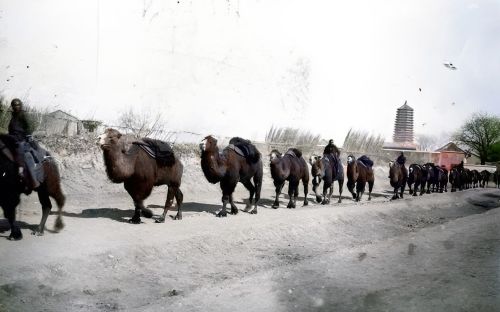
[1,125,499,240]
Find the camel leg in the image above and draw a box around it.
[302,177,309,206]
[173,188,183,220]
[347,181,356,200]
[229,194,239,215]
[33,184,52,236]
[2,199,22,241]
[287,180,298,209]
[157,187,175,223]
[367,180,374,201]
[357,181,366,202]
[337,179,344,203]
[130,200,144,224]
[312,177,322,203]
[408,183,413,195]
[46,162,65,232]
[321,182,331,205]
[218,181,236,217]
[327,184,333,204]
[272,181,285,209]
[251,171,262,214]
[241,180,256,213]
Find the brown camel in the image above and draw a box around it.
[200,135,263,217]
[389,161,406,200]
[269,148,309,208]
[346,155,374,202]
[0,134,64,240]
[309,154,344,204]
[98,128,183,224]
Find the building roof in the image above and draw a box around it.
[382,141,417,151]
[398,100,413,110]
[47,110,79,121]
[435,142,465,153]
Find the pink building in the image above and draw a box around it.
[435,142,466,171]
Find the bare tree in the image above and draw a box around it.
[342,128,384,153]
[415,134,437,151]
[454,112,500,165]
[117,108,169,140]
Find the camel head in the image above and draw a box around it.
[347,155,356,165]
[98,128,122,150]
[309,155,320,166]
[310,156,324,178]
[269,149,282,162]
[200,135,218,153]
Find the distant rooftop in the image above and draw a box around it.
[382,141,417,151]
[398,101,413,110]
[435,142,465,153]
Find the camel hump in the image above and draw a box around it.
[135,138,176,166]
[286,148,302,159]
[358,155,374,167]
[229,137,261,163]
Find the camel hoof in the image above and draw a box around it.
[303,201,308,206]
[155,218,165,223]
[8,232,23,241]
[129,217,141,224]
[174,214,182,220]
[338,199,342,203]
[272,202,279,209]
[250,209,257,214]
[54,218,64,232]
[216,211,227,218]
[31,230,44,236]
[141,209,153,218]
[230,209,239,215]
[316,196,322,203]
[321,200,329,205]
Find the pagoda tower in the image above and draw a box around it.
[392,101,414,143]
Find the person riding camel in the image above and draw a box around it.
[323,139,340,157]
[8,98,40,192]
[323,139,341,177]
[396,151,408,180]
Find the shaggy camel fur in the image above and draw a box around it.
[99,128,183,224]
[0,134,64,240]
[200,135,263,217]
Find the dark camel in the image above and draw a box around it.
[0,134,64,240]
[389,161,406,200]
[346,155,374,202]
[310,155,344,204]
[407,164,425,196]
[200,136,263,217]
[98,128,183,224]
[480,170,491,188]
[269,148,309,208]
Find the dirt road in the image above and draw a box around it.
[1,186,499,311]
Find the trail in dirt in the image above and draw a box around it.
[1,188,499,311]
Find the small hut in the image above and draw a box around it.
[435,142,466,170]
[38,110,83,136]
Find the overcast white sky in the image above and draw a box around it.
[1,0,499,144]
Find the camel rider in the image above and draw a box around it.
[8,98,40,191]
[396,151,408,180]
[323,139,340,157]
[323,139,341,177]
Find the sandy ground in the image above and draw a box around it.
[1,153,500,311]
